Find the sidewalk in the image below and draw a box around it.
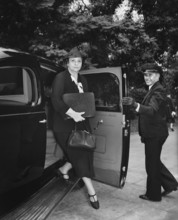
[47,125,178,220]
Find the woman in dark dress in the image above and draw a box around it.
[51,47,99,209]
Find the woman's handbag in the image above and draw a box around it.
[68,124,96,151]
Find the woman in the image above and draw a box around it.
[51,47,99,209]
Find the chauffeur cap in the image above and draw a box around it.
[141,63,163,76]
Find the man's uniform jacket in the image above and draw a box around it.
[138,81,168,139]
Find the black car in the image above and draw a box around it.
[0,47,130,217]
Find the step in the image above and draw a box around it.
[1,177,80,220]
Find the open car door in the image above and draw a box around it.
[81,67,130,188]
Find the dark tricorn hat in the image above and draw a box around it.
[67,47,82,58]
[140,62,163,75]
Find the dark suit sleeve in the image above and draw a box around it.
[139,87,166,116]
[79,74,88,92]
[51,72,69,118]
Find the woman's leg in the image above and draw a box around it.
[59,162,72,179]
[82,177,97,201]
[54,132,72,179]
[82,177,99,209]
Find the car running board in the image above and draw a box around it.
[1,177,80,220]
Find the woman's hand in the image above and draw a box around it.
[66,108,85,122]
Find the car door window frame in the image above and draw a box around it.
[0,66,39,106]
[85,72,121,112]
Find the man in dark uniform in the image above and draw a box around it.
[123,63,178,202]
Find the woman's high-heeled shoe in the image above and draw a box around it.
[56,169,69,180]
[88,194,100,209]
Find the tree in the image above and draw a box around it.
[0,1,176,83]
[129,0,178,98]
[0,0,157,68]
[129,0,178,62]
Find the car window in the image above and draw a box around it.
[85,72,121,112]
[0,67,37,105]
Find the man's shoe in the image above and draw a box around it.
[162,187,178,196]
[139,194,161,202]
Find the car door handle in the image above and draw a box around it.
[122,115,126,127]
[94,119,103,130]
[39,119,47,123]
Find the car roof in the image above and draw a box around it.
[0,47,33,59]
[0,47,63,68]
[0,47,64,71]
[0,47,65,85]
[0,47,41,69]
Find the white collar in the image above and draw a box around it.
[149,85,152,90]
[70,75,83,93]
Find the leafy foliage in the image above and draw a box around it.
[0,0,157,67]
[89,0,122,16]
[0,0,178,97]
[130,0,178,62]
